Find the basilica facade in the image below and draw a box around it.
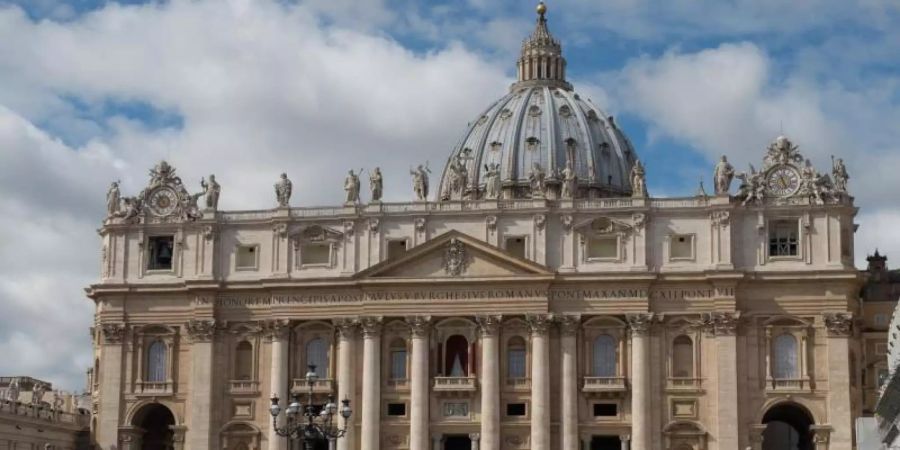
[88,4,865,450]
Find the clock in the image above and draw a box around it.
[148,187,179,216]
[766,165,801,197]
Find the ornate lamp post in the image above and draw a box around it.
[270,365,352,450]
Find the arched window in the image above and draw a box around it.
[147,340,167,383]
[592,334,616,377]
[306,338,329,378]
[234,341,253,380]
[507,336,527,379]
[672,335,694,378]
[445,335,469,376]
[389,338,407,380]
[773,334,799,379]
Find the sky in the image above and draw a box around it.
[0,0,899,390]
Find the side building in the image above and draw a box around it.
[0,376,91,450]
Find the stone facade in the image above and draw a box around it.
[86,4,867,450]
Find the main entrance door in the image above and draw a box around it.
[762,402,815,450]
[132,404,175,450]
[591,435,621,450]
[443,435,472,450]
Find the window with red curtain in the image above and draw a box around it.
[444,335,469,376]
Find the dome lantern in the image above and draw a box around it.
[514,1,571,91]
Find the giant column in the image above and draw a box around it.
[824,313,854,449]
[559,315,580,450]
[97,323,125,450]
[186,319,217,450]
[408,316,432,450]
[477,315,502,450]
[335,319,359,450]
[360,317,383,450]
[628,314,653,450]
[528,314,552,450]
[267,320,290,450]
[711,313,740,450]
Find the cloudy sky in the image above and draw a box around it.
[1,0,899,389]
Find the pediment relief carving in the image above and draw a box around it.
[574,217,633,240]
[290,224,343,245]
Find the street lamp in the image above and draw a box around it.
[270,365,352,450]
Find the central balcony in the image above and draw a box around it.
[291,378,335,395]
[135,381,173,396]
[582,376,627,394]
[229,380,260,395]
[766,378,812,393]
[433,376,477,396]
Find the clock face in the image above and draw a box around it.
[766,165,801,197]
[148,187,179,216]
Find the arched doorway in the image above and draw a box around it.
[133,404,176,450]
[762,402,814,450]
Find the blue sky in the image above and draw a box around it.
[0,0,899,389]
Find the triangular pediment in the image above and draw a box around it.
[356,230,553,279]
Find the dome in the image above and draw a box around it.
[437,3,639,201]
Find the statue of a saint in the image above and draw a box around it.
[369,167,383,202]
[832,156,849,193]
[7,378,20,402]
[31,383,46,405]
[631,160,647,198]
[713,155,735,195]
[344,169,361,204]
[52,391,63,411]
[201,175,220,210]
[106,181,121,218]
[275,173,293,208]
[444,155,469,200]
[561,161,577,199]
[410,164,430,201]
[528,162,546,198]
[483,163,501,199]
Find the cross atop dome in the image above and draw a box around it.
[514,1,572,91]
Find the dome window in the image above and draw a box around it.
[528,105,542,116]
[559,105,572,117]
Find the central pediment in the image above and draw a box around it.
[355,230,553,279]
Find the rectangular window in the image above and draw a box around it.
[586,236,617,260]
[506,403,526,416]
[148,236,175,270]
[505,237,527,259]
[769,220,799,257]
[387,239,408,260]
[593,403,618,417]
[390,350,407,380]
[235,245,258,270]
[300,243,331,265]
[669,235,694,260]
[386,403,406,416]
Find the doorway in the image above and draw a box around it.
[591,435,621,450]
[443,434,472,450]
[132,404,175,450]
[762,402,815,450]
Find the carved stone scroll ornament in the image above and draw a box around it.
[476,315,502,337]
[526,314,553,336]
[533,214,546,231]
[360,316,383,338]
[443,238,470,276]
[560,214,574,231]
[701,312,740,336]
[557,314,581,336]
[368,218,380,233]
[101,323,126,344]
[262,319,291,342]
[406,316,432,339]
[185,319,217,342]
[823,313,853,336]
[632,213,647,232]
[333,318,359,339]
[710,210,730,228]
[486,215,498,231]
[626,313,655,336]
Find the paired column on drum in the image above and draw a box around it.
[558,315,580,450]
[407,316,432,450]
[267,320,291,450]
[360,317,383,450]
[527,314,552,450]
[335,319,359,450]
[477,315,502,450]
[627,314,654,450]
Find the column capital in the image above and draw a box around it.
[626,313,655,336]
[406,315,432,338]
[557,314,581,336]
[619,434,631,442]
[263,319,291,342]
[468,433,480,442]
[526,314,553,336]
[360,316,383,338]
[702,312,741,336]
[101,323,126,344]
[333,317,359,339]
[476,315,503,337]
[185,319,218,343]
[823,313,853,336]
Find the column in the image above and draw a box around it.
[469,433,481,450]
[824,313,853,449]
[186,319,216,450]
[97,324,125,450]
[267,320,290,450]
[619,434,631,450]
[710,313,740,450]
[559,315,580,450]
[528,314,552,450]
[477,315,502,450]
[408,316,432,450]
[360,317,383,450]
[627,314,653,450]
[335,319,358,450]
[432,435,443,450]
